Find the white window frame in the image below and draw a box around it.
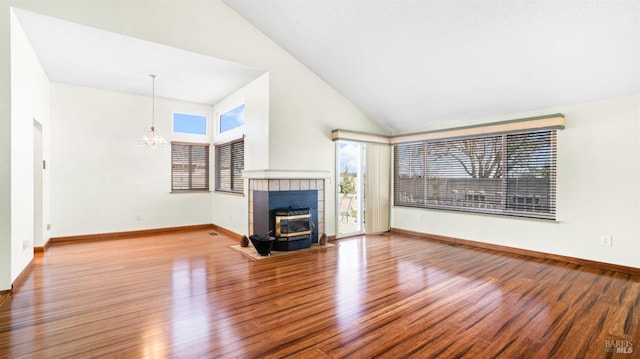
[216,102,245,140]
[171,112,209,146]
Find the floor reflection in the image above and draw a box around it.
[396,260,428,293]
[170,257,213,355]
[332,235,551,344]
[142,325,168,359]
[335,237,368,330]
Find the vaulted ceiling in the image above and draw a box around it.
[13,2,640,134]
[13,8,265,107]
[224,0,640,132]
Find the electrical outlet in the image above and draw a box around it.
[599,235,612,246]
[136,213,142,221]
[46,224,51,230]
[23,241,30,250]
[417,214,423,222]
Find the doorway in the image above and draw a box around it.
[33,119,43,248]
[336,141,365,237]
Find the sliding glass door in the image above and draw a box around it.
[337,141,365,237]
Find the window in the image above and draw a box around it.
[171,142,210,191]
[219,104,245,134]
[215,138,244,194]
[173,113,207,135]
[394,130,557,219]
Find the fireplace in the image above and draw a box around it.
[273,207,312,251]
[247,176,327,251]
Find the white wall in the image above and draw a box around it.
[392,95,640,268]
[211,73,269,235]
[0,0,384,288]
[266,62,385,235]
[50,83,213,236]
[214,73,270,173]
[7,0,386,239]
[9,8,50,283]
[0,3,12,291]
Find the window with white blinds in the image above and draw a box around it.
[215,138,244,194]
[171,142,210,191]
[394,130,557,219]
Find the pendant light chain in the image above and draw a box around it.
[139,73,167,148]
[151,74,156,130]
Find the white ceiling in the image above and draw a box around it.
[13,8,266,106]
[12,3,640,133]
[224,0,640,132]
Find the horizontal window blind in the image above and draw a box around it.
[394,129,556,219]
[215,138,244,194]
[172,142,210,191]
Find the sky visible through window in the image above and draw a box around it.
[339,143,360,174]
[173,113,207,135]
[220,104,245,133]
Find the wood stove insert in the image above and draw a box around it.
[273,207,312,251]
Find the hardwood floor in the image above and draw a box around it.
[0,229,638,358]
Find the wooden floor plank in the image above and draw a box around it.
[0,229,639,358]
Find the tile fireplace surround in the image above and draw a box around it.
[248,178,325,239]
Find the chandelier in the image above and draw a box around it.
[139,74,167,148]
